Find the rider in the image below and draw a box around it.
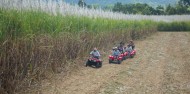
[118,41,124,53]
[126,40,135,56]
[128,40,135,50]
[123,46,127,52]
[126,45,133,55]
[112,47,121,58]
[90,47,101,59]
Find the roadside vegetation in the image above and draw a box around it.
[0,8,156,94]
[158,21,190,31]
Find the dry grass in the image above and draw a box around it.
[0,29,156,94]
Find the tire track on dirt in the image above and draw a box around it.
[37,32,190,94]
[98,32,170,94]
[162,32,190,94]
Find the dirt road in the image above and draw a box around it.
[35,32,190,94]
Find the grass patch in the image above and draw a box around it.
[158,21,190,31]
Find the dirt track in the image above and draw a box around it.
[32,32,190,94]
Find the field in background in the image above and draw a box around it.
[1,0,190,22]
[0,0,190,94]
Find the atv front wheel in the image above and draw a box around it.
[123,56,127,60]
[85,61,89,67]
[99,62,102,68]
[118,60,122,64]
[109,59,112,64]
[96,62,102,68]
[130,55,134,58]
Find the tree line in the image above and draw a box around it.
[78,0,190,15]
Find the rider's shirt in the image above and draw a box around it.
[112,50,120,56]
[126,46,132,52]
[90,50,101,57]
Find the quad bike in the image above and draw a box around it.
[125,49,136,58]
[108,54,123,64]
[86,57,102,68]
[122,52,128,60]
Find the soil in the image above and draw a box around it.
[25,32,190,94]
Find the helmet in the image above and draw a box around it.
[94,47,97,51]
[112,47,117,49]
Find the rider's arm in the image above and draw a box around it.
[90,51,93,55]
[90,51,93,57]
[97,51,101,57]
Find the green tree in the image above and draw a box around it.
[123,4,133,14]
[113,3,156,15]
[134,3,145,14]
[112,2,123,12]
[78,0,86,7]
[142,4,156,15]
[179,0,190,6]
[103,5,114,11]
[165,4,176,15]
[176,4,188,14]
[177,0,190,14]
[156,5,164,15]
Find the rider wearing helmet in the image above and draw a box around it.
[118,41,124,53]
[126,45,133,56]
[123,46,127,52]
[112,47,121,57]
[128,40,135,50]
[90,47,101,59]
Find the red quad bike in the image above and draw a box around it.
[126,50,136,58]
[122,52,128,60]
[109,54,123,64]
[86,57,102,68]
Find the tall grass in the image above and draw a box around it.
[0,8,157,94]
[158,21,190,31]
[0,9,157,39]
